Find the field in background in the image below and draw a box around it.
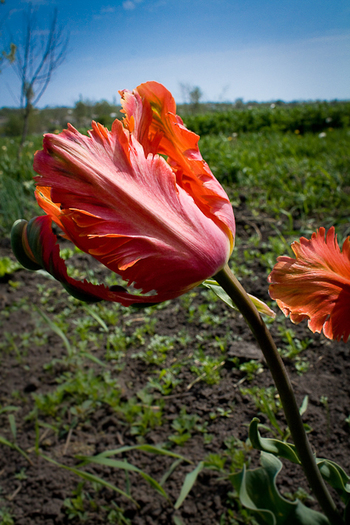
[0,103,350,524]
[1,101,350,236]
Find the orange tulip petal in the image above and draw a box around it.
[120,82,235,251]
[268,227,350,342]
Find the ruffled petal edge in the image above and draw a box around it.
[268,227,350,342]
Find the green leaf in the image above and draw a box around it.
[316,458,350,505]
[80,351,107,368]
[85,455,170,500]
[8,414,16,442]
[84,305,109,332]
[40,454,137,505]
[174,461,204,509]
[0,256,21,278]
[160,458,184,486]
[81,443,189,462]
[36,307,72,357]
[0,406,20,415]
[0,435,33,465]
[173,516,185,525]
[203,279,275,318]
[250,418,350,507]
[249,418,301,465]
[230,452,330,525]
[299,396,309,417]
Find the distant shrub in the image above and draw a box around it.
[181,102,350,137]
[3,114,23,137]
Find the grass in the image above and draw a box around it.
[199,128,350,230]
[0,109,349,522]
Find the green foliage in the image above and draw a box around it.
[132,334,176,365]
[32,368,121,424]
[0,137,42,233]
[230,452,330,524]
[0,257,21,277]
[63,482,89,521]
[240,387,284,439]
[276,323,312,374]
[148,369,182,395]
[174,461,204,509]
[168,407,202,445]
[0,507,14,525]
[1,108,349,523]
[249,418,350,515]
[190,349,225,385]
[203,129,350,225]
[119,388,163,437]
[183,101,350,136]
[239,360,263,381]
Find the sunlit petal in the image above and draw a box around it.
[268,227,350,342]
[23,81,236,305]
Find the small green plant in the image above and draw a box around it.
[63,482,89,521]
[0,257,21,278]
[105,503,131,524]
[224,436,252,473]
[204,453,227,472]
[119,388,163,437]
[190,349,225,385]
[148,369,182,395]
[132,334,175,365]
[240,386,285,439]
[238,360,263,381]
[209,407,233,420]
[0,507,14,525]
[14,468,27,481]
[168,407,201,445]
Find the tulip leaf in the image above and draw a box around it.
[230,452,330,525]
[249,418,350,510]
[203,279,275,318]
[249,418,301,465]
[316,458,350,505]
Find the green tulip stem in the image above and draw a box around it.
[214,264,343,525]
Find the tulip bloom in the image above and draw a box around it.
[268,227,350,342]
[12,81,235,306]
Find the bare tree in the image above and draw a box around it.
[0,0,16,71]
[10,4,69,153]
[179,83,203,114]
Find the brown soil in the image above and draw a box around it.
[0,209,349,525]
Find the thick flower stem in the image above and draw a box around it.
[214,264,343,525]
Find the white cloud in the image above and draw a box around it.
[123,0,143,11]
[123,1,136,10]
[100,6,116,14]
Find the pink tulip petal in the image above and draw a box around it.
[268,227,350,342]
[16,216,182,306]
[32,82,235,304]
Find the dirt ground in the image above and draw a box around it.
[0,209,349,524]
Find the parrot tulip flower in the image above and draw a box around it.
[12,81,235,306]
[268,227,350,342]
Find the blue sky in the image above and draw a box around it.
[1,0,349,107]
